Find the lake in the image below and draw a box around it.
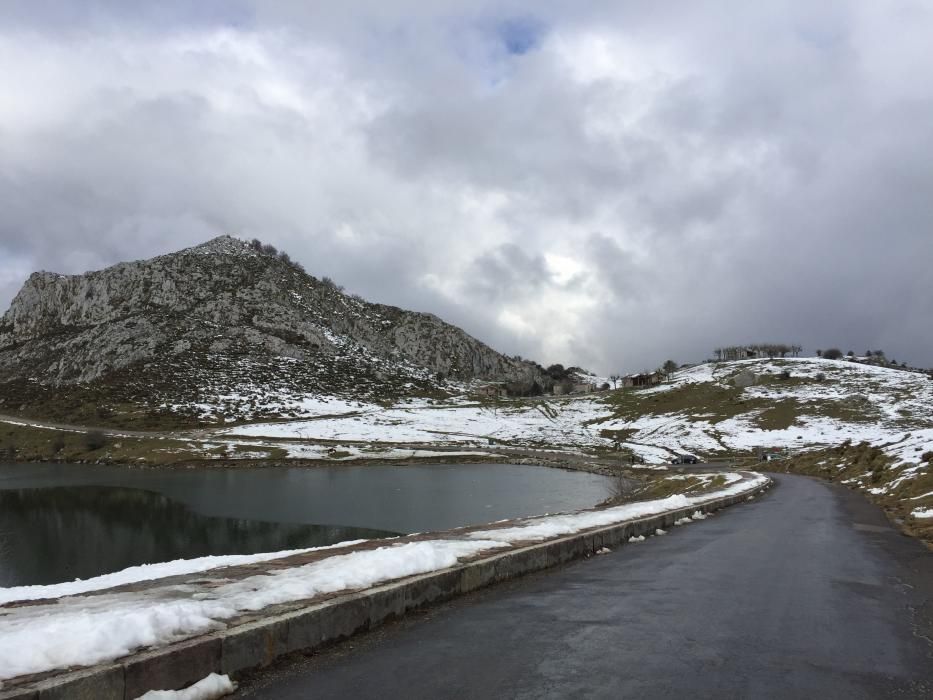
[0,462,612,586]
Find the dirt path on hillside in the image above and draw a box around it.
[0,413,198,440]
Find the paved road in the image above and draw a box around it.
[239,474,933,699]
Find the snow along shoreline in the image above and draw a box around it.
[0,472,769,682]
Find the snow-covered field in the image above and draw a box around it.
[599,358,933,466]
[221,398,608,447]
[10,358,925,473]
[215,359,933,472]
[0,473,768,681]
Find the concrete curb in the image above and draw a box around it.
[0,478,771,699]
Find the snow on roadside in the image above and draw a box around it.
[0,473,767,681]
[0,540,370,606]
[912,508,933,519]
[468,473,768,543]
[0,540,503,680]
[137,673,235,700]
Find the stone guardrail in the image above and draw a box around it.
[0,477,771,700]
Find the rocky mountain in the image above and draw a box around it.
[0,236,542,425]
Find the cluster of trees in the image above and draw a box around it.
[814,348,911,367]
[321,276,346,293]
[248,238,355,295]
[505,379,544,397]
[713,344,803,360]
[544,364,584,381]
[540,364,588,395]
[248,238,307,274]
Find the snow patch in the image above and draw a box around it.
[136,673,235,700]
[0,540,368,605]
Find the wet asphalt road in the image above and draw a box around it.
[239,474,933,699]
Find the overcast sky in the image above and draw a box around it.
[1,1,931,373]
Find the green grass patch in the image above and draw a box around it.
[0,422,206,464]
[753,400,799,430]
[597,382,769,428]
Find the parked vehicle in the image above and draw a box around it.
[671,454,699,465]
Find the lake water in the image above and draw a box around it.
[0,462,612,586]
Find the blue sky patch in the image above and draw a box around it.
[497,17,545,55]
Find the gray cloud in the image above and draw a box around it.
[1,1,932,373]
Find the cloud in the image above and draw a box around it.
[1,2,932,372]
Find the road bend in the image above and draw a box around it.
[239,474,933,699]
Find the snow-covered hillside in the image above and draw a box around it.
[594,358,933,465]
[222,396,608,449]
[222,358,933,469]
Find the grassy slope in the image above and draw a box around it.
[592,358,933,457]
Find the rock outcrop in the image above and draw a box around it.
[0,236,541,421]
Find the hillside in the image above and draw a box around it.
[594,358,933,462]
[0,236,541,426]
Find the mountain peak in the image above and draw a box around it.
[180,235,256,257]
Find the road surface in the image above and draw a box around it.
[238,474,933,699]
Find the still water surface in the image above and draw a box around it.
[0,462,611,586]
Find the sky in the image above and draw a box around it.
[1,1,932,374]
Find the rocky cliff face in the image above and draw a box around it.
[0,236,541,422]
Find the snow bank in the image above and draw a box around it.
[137,673,235,700]
[468,473,768,543]
[0,540,504,679]
[0,540,369,605]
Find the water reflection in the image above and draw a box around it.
[0,462,613,587]
[0,486,395,587]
